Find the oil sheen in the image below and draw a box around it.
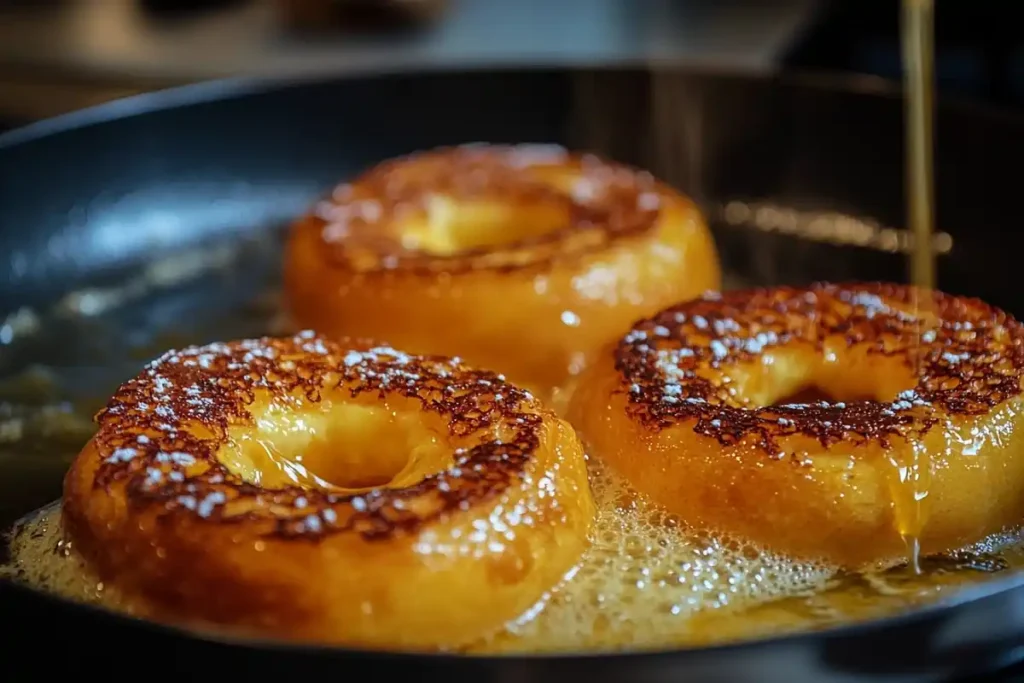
[1,236,1021,652]
[5,457,1023,652]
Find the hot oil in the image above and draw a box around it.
[473,462,836,651]
[1,237,1024,652]
[4,453,834,651]
[6,458,1024,651]
[4,504,136,617]
[897,0,937,573]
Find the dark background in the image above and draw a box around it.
[1,0,1023,134]
[784,1,1024,109]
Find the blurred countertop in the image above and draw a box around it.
[0,0,821,121]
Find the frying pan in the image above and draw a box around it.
[2,66,1024,682]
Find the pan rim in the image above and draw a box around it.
[3,62,1024,151]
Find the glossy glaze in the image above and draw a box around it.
[61,332,595,649]
[570,283,1024,567]
[284,144,721,397]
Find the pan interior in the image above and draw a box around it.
[1,208,1022,654]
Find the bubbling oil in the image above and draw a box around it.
[473,462,833,652]
[4,505,137,618]
[5,455,1022,653]
[0,221,1020,652]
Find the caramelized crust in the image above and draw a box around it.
[62,332,595,648]
[571,283,1024,567]
[310,144,661,273]
[618,283,1024,447]
[285,144,721,396]
[89,334,541,536]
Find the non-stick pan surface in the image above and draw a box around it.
[2,67,1024,682]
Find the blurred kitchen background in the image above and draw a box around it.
[0,0,1017,133]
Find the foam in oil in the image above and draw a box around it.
[5,456,1022,653]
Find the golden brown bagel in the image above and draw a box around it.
[570,283,1024,568]
[62,332,594,649]
[284,144,720,397]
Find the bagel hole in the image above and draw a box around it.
[219,398,449,491]
[401,195,568,255]
[770,385,875,407]
[730,347,918,408]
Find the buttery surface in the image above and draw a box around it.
[284,144,720,396]
[5,302,1024,650]
[4,243,1024,653]
[8,460,1024,652]
[571,283,1024,568]
[57,333,594,649]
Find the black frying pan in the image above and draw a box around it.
[2,66,1024,682]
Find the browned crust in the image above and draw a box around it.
[301,144,664,274]
[88,332,541,540]
[614,282,1024,452]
